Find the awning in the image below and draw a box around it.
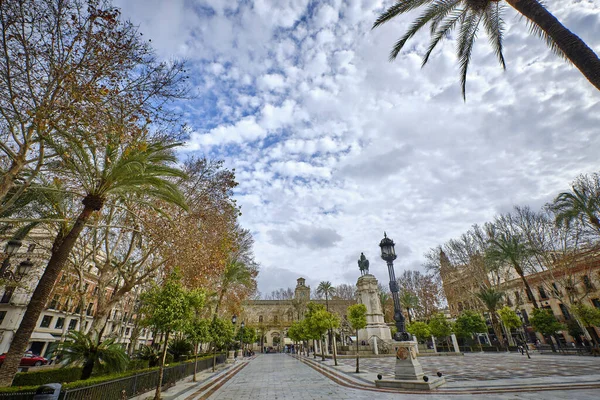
[30,332,57,342]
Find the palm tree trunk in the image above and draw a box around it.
[81,358,95,380]
[332,333,338,366]
[0,204,96,387]
[507,0,600,91]
[490,313,505,350]
[514,264,540,309]
[193,343,198,382]
[155,330,170,400]
[321,337,326,361]
[355,329,359,373]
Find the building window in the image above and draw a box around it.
[583,275,594,291]
[514,291,521,304]
[48,295,59,310]
[1,287,15,304]
[68,319,77,330]
[40,315,53,328]
[552,282,561,296]
[521,309,530,324]
[0,310,6,326]
[74,302,82,314]
[86,302,94,316]
[125,328,130,336]
[538,286,548,300]
[592,298,600,309]
[559,304,571,320]
[526,289,535,303]
[258,315,263,323]
[55,317,65,329]
[27,243,36,253]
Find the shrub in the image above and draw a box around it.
[12,367,82,386]
[127,359,149,371]
[0,385,39,394]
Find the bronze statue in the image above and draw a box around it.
[358,252,369,276]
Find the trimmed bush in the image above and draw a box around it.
[12,367,82,386]
[126,359,149,371]
[0,385,39,394]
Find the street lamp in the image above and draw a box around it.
[515,310,531,359]
[379,232,408,341]
[1,240,30,282]
[240,321,245,357]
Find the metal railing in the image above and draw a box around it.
[61,355,225,400]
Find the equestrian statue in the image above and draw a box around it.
[358,252,370,276]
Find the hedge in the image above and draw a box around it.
[0,385,39,394]
[12,367,82,386]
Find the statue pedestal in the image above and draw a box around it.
[356,274,392,343]
[226,350,235,363]
[375,341,446,390]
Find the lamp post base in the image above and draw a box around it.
[374,341,446,390]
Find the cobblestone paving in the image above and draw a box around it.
[206,354,600,399]
[336,352,600,382]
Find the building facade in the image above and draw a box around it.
[241,278,355,351]
[440,249,600,345]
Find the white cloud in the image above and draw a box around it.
[115,0,600,295]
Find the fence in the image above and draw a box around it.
[0,355,225,400]
[61,355,225,400]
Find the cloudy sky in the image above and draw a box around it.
[114,0,600,296]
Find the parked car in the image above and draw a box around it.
[0,352,48,366]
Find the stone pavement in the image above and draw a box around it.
[165,353,600,400]
[335,351,600,382]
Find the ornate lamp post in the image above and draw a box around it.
[240,321,245,356]
[1,240,32,282]
[379,232,408,341]
[515,310,531,359]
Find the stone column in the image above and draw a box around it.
[412,335,419,354]
[431,336,437,353]
[356,274,392,343]
[451,334,460,353]
[394,341,424,380]
[372,337,379,355]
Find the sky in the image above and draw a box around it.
[113,0,600,296]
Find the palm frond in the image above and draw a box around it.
[373,0,435,29]
[524,16,569,62]
[423,7,467,67]
[457,9,483,100]
[389,0,462,61]
[483,1,506,69]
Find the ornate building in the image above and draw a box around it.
[241,278,355,351]
[440,249,600,345]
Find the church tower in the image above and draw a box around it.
[294,277,310,301]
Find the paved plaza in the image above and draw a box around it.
[335,352,600,382]
[158,353,600,400]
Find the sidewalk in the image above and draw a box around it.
[131,358,244,400]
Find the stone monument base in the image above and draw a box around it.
[375,376,446,390]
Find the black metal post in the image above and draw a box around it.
[379,233,407,341]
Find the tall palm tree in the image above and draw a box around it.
[213,260,254,318]
[399,291,419,324]
[316,281,336,311]
[486,233,539,309]
[373,0,600,99]
[476,287,506,349]
[550,174,600,234]
[0,137,187,386]
[57,331,128,380]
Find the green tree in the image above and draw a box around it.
[486,233,539,309]
[56,331,128,380]
[476,287,506,349]
[140,272,204,400]
[186,318,211,381]
[530,308,564,352]
[372,0,600,99]
[454,311,487,350]
[347,304,367,373]
[407,321,431,342]
[428,313,453,350]
[572,303,600,345]
[498,306,522,330]
[316,281,336,311]
[213,260,254,318]
[399,291,419,324]
[0,139,188,386]
[209,317,235,371]
[550,173,600,235]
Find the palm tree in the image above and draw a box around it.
[316,281,336,311]
[373,0,600,99]
[213,260,254,318]
[550,174,600,234]
[0,137,187,386]
[476,287,506,349]
[486,233,539,309]
[57,331,128,380]
[399,291,419,324]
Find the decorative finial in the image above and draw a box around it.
[384,231,387,238]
